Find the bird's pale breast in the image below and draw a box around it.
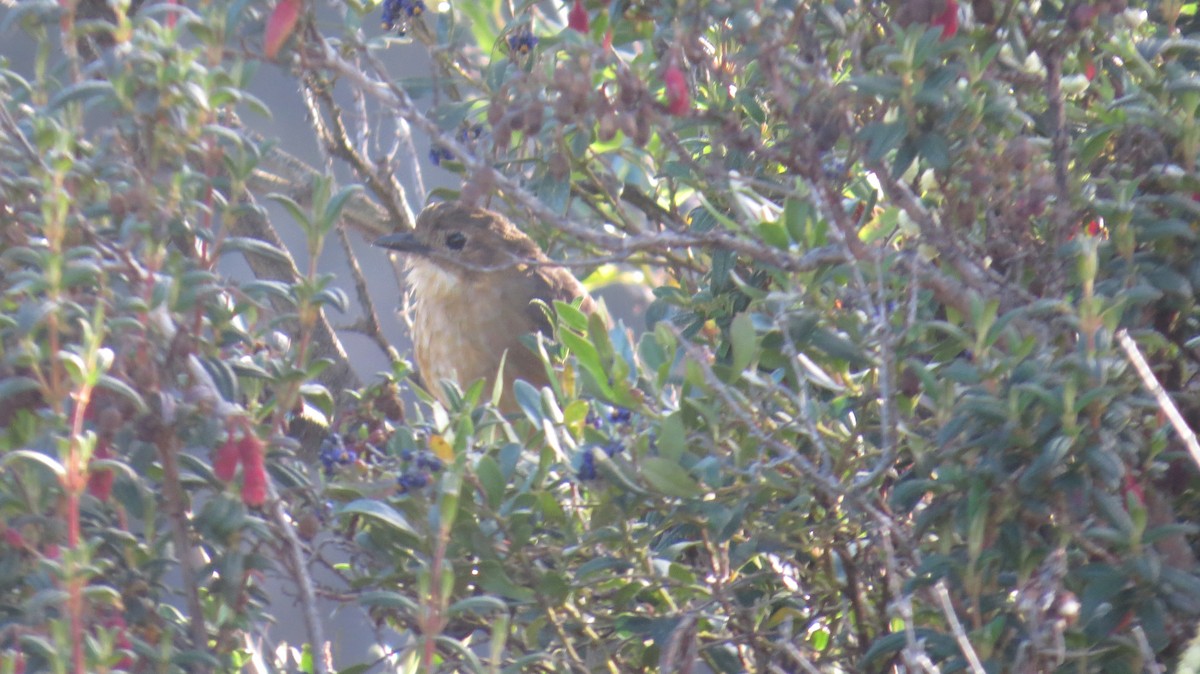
[408,259,547,404]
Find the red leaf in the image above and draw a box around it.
[1084,60,1096,81]
[568,0,589,33]
[264,0,302,60]
[87,439,114,501]
[931,0,958,40]
[213,438,241,482]
[664,65,690,117]
[239,434,267,507]
[1121,471,1146,507]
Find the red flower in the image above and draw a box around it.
[87,439,115,501]
[931,0,958,40]
[3,526,24,550]
[663,65,690,116]
[213,437,241,482]
[264,0,303,60]
[568,0,589,33]
[1084,59,1097,81]
[239,434,267,507]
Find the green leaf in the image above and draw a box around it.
[219,236,292,264]
[641,457,702,499]
[46,80,114,113]
[338,499,418,537]
[97,374,148,415]
[553,300,588,332]
[476,560,535,601]
[917,132,950,171]
[658,412,686,463]
[862,120,908,162]
[475,455,505,510]
[0,376,39,405]
[512,379,544,425]
[448,595,508,617]
[3,449,65,477]
[729,312,758,375]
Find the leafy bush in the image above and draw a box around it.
[2,0,1200,672]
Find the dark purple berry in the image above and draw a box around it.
[397,471,431,492]
[577,451,597,481]
[610,407,632,424]
[507,29,538,55]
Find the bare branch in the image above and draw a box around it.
[1116,328,1200,468]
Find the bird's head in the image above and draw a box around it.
[375,202,546,278]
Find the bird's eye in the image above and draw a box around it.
[445,232,467,250]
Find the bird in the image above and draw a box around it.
[376,202,600,412]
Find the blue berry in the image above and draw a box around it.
[609,407,632,424]
[319,434,350,474]
[577,451,597,481]
[602,440,624,457]
[397,471,430,492]
[507,29,538,55]
[428,145,454,166]
[417,453,444,472]
[382,0,425,31]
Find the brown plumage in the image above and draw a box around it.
[376,202,599,411]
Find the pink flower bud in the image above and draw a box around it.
[664,65,690,116]
[568,0,589,33]
[932,0,958,39]
[213,438,241,482]
[239,434,267,507]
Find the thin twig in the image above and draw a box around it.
[934,580,986,674]
[335,223,401,365]
[1132,625,1165,674]
[1115,328,1200,468]
[266,476,330,674]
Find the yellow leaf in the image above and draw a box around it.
[428,434,454,462]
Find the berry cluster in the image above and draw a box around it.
[428,125,485,166]
[319,433,358,475]
[396,448,444,493]
[381,0,425,33]
[577,439,626,481]
[577,405,633,481]
[507,28,538,55]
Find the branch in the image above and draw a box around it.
[933,580,986,674]
[1116,328,1200,468]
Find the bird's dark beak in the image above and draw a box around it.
[375,231,430,255]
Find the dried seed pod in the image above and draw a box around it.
[598,109,618,142]
[554,96,576,123]
[633,109,652,147]
[549,152,570,181]
[524,103,544,135]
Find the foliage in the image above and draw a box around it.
[2,0,1200,673]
